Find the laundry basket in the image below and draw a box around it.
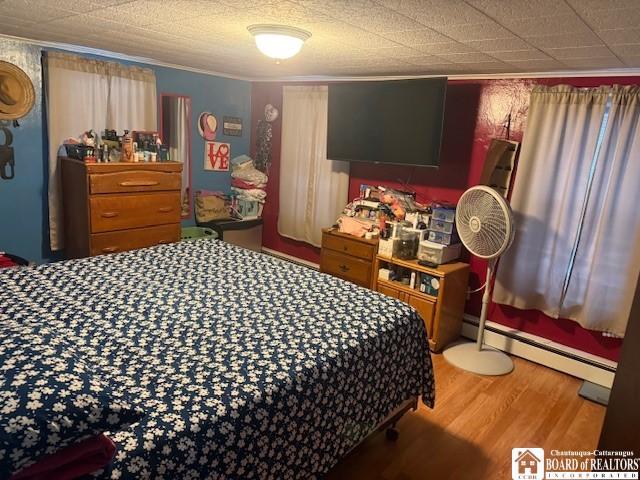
[180,227,219,241]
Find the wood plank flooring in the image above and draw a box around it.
[326,353,606,480]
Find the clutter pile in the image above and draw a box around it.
[62,129,169,163]
[230,155,267,220]
[335,184,463,266]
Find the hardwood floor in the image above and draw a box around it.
[326,353,606,480]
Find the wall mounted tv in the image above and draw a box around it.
[327,77,447,167]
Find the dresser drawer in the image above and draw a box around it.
[321,249,371,287]
[90,224,180,256]
[322,232,375,260]
[89,170,181,194]
[90,192,180,233]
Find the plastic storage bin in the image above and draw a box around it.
[181,227,219,241]
[431,207,456,223]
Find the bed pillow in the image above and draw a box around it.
[0,320,144,477]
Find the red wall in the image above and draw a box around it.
[251,76,640,362]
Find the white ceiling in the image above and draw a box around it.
[1,0,639,79]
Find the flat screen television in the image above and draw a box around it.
[327,78,447,167]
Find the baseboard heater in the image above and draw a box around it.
[462,315,617,388]
[261,247,320,270]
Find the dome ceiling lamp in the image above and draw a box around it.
[247,24,312,61]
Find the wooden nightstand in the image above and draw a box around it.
[374,255,469,352]
[320,228,378,289]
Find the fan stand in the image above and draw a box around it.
[443,261,514,376]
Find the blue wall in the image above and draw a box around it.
[0,38,251,263]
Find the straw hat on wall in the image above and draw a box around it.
[0,60,35,120]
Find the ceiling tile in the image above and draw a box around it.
[308,21,399,48]
[0,0,76,22]
[544,45,614,59]
[359,44,421,57]
[294,0,380,18]
[380,29,452,46]
[489,49,551,61]
[597,28,640,45]
[92,0,237,27]
[402,55,454,66]
[342,6,428,33]
[243,1,330,25]
[467,0,574,20]
[525,30,604,49]
[499,14,594,38]
[574,6,640,31]
[620,55,640,67]
[507,58,567,70]
[437,52,499,63]
[464,37,533,52]
[412,42,477,55]
[566,0,640,11]
[380,0,493,28]
[561,56,624,68]
[433,22,514,42]
[610,44,640,57]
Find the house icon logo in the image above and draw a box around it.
[512,448,544,480]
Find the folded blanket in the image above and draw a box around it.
[12,434,116,480]
[231,187,266,202]
[231,178,266,190]
[231,166,268,186]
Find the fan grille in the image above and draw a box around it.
[455,187,513,259]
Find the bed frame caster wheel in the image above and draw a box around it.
[385,427,399,442]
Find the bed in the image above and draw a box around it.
[0,239,435,479]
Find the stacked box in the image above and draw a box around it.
[428,206,458,245]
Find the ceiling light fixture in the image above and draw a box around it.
[247,24,312,60]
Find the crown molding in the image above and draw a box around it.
[0,33,254,82]
[257,68,640,82]
[3,33,640,83]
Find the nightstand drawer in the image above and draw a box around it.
[322,231,375,260]
[321,249,371,287]
[89,170,181,194]
[90,192,181,233]
[90,224,180,255]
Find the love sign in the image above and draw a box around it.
[204,141,230,171]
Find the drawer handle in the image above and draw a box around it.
[101,246,119,253]
[157,206,173,213]
[157,239,172,245]
[343,245,348,251]
[339,264,350,273]
[101,211,119,218]
[118,180,160,187]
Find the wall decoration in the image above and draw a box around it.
[0,60,35,121]
[198,112,217,141]
[204,141,230,171]
[0,125,15,179]
[264,103,279,122]
[254,104,278,173]
[223,116,243,136]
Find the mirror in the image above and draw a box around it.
[160,94,192,218]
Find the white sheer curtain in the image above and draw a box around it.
[494,85,640,335]
[278,86,349,247]
[46,52,157,251]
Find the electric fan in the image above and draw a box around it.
[443,185,515,375]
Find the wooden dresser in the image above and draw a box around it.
[374,255,469,352]
[320,228,378,289]
[60,157,182,258]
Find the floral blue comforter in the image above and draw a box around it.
[0,240,434,479]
